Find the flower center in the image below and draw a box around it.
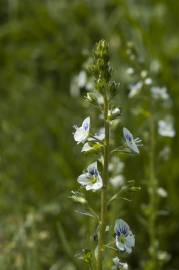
[89,167,98,176]
[118,234,126,244]
[91,175,97,184]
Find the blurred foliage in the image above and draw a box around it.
[0,0,179,269]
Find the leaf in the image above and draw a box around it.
[69,191,87,204]
[75,249,92,264]
[74,209,96,218]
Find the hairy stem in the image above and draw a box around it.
[96,90,109,270]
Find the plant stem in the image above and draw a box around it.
[96,90,109,270]
[148,111,158,269]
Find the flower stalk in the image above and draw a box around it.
[144,99,159,270]
[148,110,158,269]
[97,90,110,270]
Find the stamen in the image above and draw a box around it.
[73,125,78,130]
[135,138,142,143]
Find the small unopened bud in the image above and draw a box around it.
[130,186,141,191]
[95,40,109,60]
[86,92,96,103]
[96,77,106,92]
[109,81,120,97]
[108,108,121,120]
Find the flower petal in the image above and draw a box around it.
[87,162,98,173]
[81,143,92,152]
[86,183,96,190]
[123,127,134,142]
[115,236,125,252]
[93,128,105,141]
[129,141,139,154]
[128,81,143,98]
[158,119,175,138]
[77,173,90,186]
[151,86,169,100]
[82,117,90,132]
[125,245,132,254]
[126,231,135,248]
[114,219,129,235]
[113,257,128,270]
[123,127,139,154]
[91,175,103,190]
[74,127,88,143]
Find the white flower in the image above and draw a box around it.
[128,81,143,98]
[144,78,152,85]
[151,86,169,100]
[114,219,135,254]
[81,142,103,153]
[81,142,92,152]
[70,71,92,97]
[77,162,103,191]
[158,118,175,138]
[88,128,105,143]
[73,117,90,144]
[109,157,124,174]
[70,71,87,98]
[108,108,121,120]
[77,71,87,88]
[126,67,134,75]
[112,108,121,115]
[157,187,168,198]
[91,128,105,141]
[123,127,142,154]
[96,93,104,105]
[140,70,148,78]
[113,257,128,270]
[157,251,171,261]
[110,175,124,188]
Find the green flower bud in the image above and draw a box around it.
[109,80,120,97]
[90,40,112,86]
[95,40,110,61]
[96,77,106,93]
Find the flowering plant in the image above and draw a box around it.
[124,41,175,270]
[72,40,142,270]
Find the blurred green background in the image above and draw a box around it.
[0,0,178,269]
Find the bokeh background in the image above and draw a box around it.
[0,0,178,269]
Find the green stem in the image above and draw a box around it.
[96,91,109,270]
[148,111,158,268]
